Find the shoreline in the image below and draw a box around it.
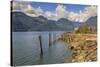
[57,32,97,62]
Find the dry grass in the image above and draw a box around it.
[57,32,97,62]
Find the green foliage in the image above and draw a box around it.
[75,24,97,34]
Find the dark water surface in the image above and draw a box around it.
[12,32,72,66]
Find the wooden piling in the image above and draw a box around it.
[39,35,43,56]
[49,32,51,47]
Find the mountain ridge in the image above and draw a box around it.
[11,11,97,32]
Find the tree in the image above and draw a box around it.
[75,24,93,34]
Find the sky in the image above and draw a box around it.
[12,0,97,22]
[31,2,89,13]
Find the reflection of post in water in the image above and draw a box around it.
[54,33,56,42]
[39,35,43,57]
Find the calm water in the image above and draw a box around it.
[12,32,72,66]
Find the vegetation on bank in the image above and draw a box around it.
[74,24,97,34]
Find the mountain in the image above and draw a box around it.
[84,16,97,28]
[56,18,74,31]
[74,16,97,33]
[11,12,77,32]
[12,12,48,31]
[72,22,82,28]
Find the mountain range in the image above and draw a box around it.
[84,16,97,28]
[11,11,97,32]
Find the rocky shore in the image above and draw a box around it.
[58,32,97,62]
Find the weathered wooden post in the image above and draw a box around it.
[49,32,51,47]
[39,35,43,56]
[52,33,55,43]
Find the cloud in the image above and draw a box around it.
[55,4,68,19]
[44,11,57,20]
[67,12,79,22]
[35,7,44,16]
[45,11,53,18]
[44,4,68,21]
[12,1,44,17]
[12,1,97,22]
[67,6,97,22]
[67,11,87,22]
[80,6,97,19]
[12,1,21,11]
[12,1,31,12]
[25,6,44,17]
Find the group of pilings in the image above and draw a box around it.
[38,32,56,57]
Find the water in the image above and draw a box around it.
[12,32,72,66]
